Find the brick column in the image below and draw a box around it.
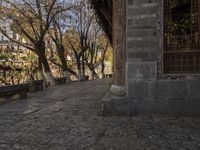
[126,0,157,97]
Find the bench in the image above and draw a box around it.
[85,75,89,81]
[105,74,113,78]
[29,80,44,92]
[54,77,67,85]
[80,75,89,81]
[0,83,30,100]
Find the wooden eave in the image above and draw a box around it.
[90,0,112,44]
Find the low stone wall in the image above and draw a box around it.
[0,83,29,105]
[128,80,200,116]
[103,80,200,116]
[128,80,200,100]
[29,80,44,92]
[54,77,67,85]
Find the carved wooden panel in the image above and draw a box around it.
[163,0,200,74]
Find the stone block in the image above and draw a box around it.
[127,25,156,31]
[128,0,133,5]
[127,0,157,6]
[127,16,157,28]
[127,62,156,81]
[150,80,188,98]
[128,5,157,17]
[190,80,200,98]
[134,99,169,115]
[192,99,200,116]
[127,81,148,99]
[168,99,196,116]
[102,92,132,116]
[127,51,156,62]
[102,94,200,116]
[127,36,156,49]
[127,29,156,38]
[127,47,156,53]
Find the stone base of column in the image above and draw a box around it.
[110,85,126,97]
[102,92,200,117]
[102,91,133,116]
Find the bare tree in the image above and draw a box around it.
[0,0,73,85]
[84,43,100,80]
[67,0,94,80]
[48,9,79,82]
[100,41,109,78]
[84,20,104,80]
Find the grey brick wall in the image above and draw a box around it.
[127,0,158,82]
[125,0,200,116]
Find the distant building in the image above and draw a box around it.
[0,17,33,85]
[0,17,29,59]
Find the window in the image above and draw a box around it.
[163,0,200,74]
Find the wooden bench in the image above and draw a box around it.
[29,80,44,92]
[54,77,67,85]
[105,74,113,78]
[0,83,30,100]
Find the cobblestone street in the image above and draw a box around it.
[0,79,200,150]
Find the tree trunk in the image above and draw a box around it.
[101,62,105,78]
[40,53,55,86]
[88,65,99,80]
[38,57,45,80]
[92,69,99,79]
[101,47,107,79]
[76,57,82,81]
[38,56,46,88]
[36,41,55,86]
[81,55,85,80]
[57,44,71,82]
[111,0,126,96]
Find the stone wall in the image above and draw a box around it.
[127,80,200,116]
[125,0,200,116]
[127,0,157,82]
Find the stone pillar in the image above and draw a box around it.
[126,0,157,98]
[111,0,126,96]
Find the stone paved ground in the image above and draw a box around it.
[0,79,200,150]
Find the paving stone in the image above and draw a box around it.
[0,79,199,149]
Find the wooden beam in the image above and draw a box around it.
[112,0,126,86]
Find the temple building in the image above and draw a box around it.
[91,0,200,116]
